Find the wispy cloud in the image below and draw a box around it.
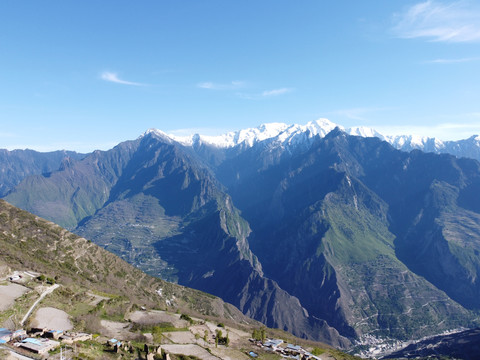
[424,57,480,64]
[100,71,147,86]
[393,0,480,42]
[261,88,293,97]
[238,87,295,100]
[197,81,246,90]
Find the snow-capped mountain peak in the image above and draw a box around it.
[147,118,344,149]
[167,122,290,148]
[346,126,384,139]
[143,128,175,143]
[145,120,480,163]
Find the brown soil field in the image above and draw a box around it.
[31,307,73,331]
[0,283,29,311]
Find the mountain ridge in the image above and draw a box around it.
[4,123,480,350]
[158,118,480,162]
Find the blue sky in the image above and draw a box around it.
[1,0,480,151]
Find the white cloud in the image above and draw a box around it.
[261,88,293,97]
[237,87,294,100]
[393,0,480,42]
[197,81,246,90]
[100,71,147,86]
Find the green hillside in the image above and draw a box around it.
[0,199,363,360]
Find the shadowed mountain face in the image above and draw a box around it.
[5,129,480,347]
[214,130,480,339]
[385,328,480,359]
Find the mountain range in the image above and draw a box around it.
[168,118,480,162]
[3,119,480,350]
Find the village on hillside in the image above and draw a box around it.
[0,267,341,360]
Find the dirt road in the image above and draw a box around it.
[20,284,59,326]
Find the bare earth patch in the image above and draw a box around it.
[161,344,220,360]
[31,307,73,331]
[162,331,196,344]
[209,346,251,360]
[0,283,29,311]
[99,320,133,339]
[127,310,187,328]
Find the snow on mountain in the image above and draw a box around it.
[164,118,384,149]
[169,123,290,148]
[383,134,446,152]
[164,118,340,149]
[346,126,385,140]
[144,128,176,144]
[275,118,340,144]
[145,119,480,161]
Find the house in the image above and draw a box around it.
[107,338,123,347]
[11,329,27,340]
[304,352,322,360]
[0,328,12,342]
[60,332,92,344]
[29,327,47,337]
[19,337,59,355]
[286,344,304,354]
[45,329,64,339]
[264,338,284,350]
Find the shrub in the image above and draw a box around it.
[180,313,193,324]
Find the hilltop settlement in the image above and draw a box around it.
[0,267,356,360]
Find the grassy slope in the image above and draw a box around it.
[0,199,361,359]
[319,181,476,340]
[0,199,254,322]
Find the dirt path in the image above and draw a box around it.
[20,284,59,326]
[86,291,110,306]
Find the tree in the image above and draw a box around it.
[252,329,262,341]
[152,326,163,343]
